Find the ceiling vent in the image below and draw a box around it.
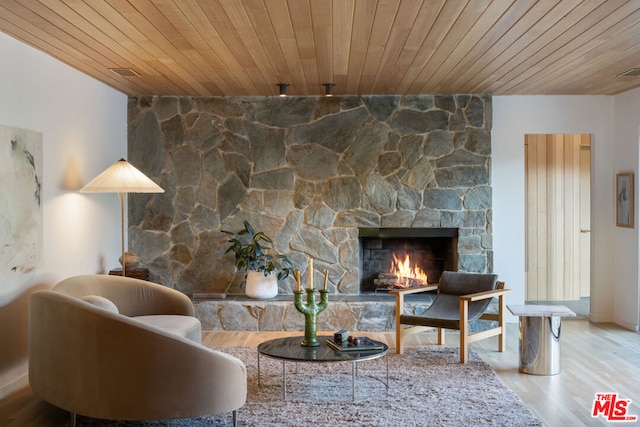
[617,68,640,77]
[109,68,140,77]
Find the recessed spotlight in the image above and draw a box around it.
[323,83,336,96]
[277,83,289,96]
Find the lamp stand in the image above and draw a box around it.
[119,192,126,277]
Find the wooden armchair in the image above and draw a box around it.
[391,271,511,364]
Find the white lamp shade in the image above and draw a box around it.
[80,158,164,194]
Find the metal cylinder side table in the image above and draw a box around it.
[507,305,576,375]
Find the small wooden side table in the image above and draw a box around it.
[108,267,150,281]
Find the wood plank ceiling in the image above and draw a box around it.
[1,0,639,97]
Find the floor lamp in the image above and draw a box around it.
[80,158,164,276]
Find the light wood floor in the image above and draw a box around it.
[2,320,639,426]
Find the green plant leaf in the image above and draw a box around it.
[253,231,272,243]
[224,220,295,278]
[277,270,290,280]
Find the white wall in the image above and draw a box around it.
[0,31,127,397]
[492,95,619,325]
[613,87,640,331]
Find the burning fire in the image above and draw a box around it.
[390,252,428,287]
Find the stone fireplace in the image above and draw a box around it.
[359,227,458,293]
[126,94,493,330]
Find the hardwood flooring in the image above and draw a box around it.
[473,320,640,426]
[2,320,639,426]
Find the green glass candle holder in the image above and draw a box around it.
[294,288,329,347]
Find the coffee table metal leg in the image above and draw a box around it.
[257,352,261,386]
[386,353,389,394]
[282,361,287,400]
[350,357,392,401]
[352,362,356,401]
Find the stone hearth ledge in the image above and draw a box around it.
[193,293,499,333]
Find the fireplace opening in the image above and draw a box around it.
[358,228,458,293]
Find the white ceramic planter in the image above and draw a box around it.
[245,271,278,299]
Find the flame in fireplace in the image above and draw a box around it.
[390,252,428,287]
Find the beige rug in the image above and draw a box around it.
[78,346,542,426]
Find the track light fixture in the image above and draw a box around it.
[323,83,336,96]
[277,83,289,97]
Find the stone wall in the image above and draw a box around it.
[127,95,492,296]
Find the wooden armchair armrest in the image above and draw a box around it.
[458,283,511,362]
[460,288,511,302]
[392,285,439,329]
[389,284,439,296]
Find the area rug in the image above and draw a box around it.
[77,346,542,427]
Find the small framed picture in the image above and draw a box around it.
[616,172,634,228]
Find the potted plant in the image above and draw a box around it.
[224,220,294,299]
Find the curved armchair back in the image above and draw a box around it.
[52,274,195,317]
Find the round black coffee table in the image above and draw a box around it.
[257,335,389,401]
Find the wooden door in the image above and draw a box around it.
[525,134,591,301]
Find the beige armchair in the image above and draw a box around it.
[29,274,246,426]
[392,271,511,363]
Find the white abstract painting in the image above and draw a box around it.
[0,125,43,283]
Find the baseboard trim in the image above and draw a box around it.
[0,372,28,400]
[613,317,639,332]
[588,312,612,323]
